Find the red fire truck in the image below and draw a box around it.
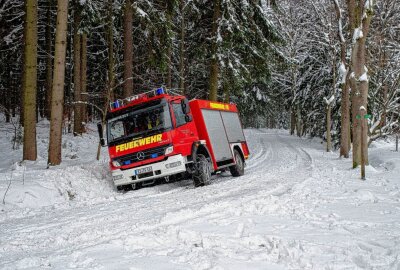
[97,89,250,189]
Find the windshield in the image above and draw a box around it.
[107,100,172,144]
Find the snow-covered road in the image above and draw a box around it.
[1,129,400,269]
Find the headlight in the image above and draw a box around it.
[112,160,121,167]
[165,146,174,155]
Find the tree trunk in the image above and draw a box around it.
[348,0,373,168]
[81,33,88,129]
[45,1,53,120]
[332,0,350,157]
[340,76,351,157]
[98,0,115,160]
[290,109,296,135]
[179,0,185,93]
[48,0,69,166]
[326,104,332,152]
[123,0,133,98]
[73,3,82,135]
[23,0,38,161]
[296,105,301,137]
[208,0,221,101]
[108,0,115,100]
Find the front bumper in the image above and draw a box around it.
[112,154,187,186]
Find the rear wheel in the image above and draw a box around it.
[193,154,212,187]
[230,149,244,177]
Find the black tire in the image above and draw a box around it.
[230,149,244,177]
[193,154,212,187]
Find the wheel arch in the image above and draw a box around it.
[191,141,212,161]
[232,144,245,164]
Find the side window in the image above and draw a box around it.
[109,120,125,140]
[172,103,186,127]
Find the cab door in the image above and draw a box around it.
[170,99,198,157]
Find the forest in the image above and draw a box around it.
[0,0,399,167]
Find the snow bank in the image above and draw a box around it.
[0,119,114,216]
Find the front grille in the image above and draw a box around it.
[115,144,170,166]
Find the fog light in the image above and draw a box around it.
[113,174,123,181]
[165,161,182,169]
[165,146,174,155]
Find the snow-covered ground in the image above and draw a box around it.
[0,119,399,269]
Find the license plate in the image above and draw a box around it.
[135,166,152,175]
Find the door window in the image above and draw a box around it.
[172,103,186,127]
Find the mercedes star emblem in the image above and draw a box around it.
[136,152,145,160]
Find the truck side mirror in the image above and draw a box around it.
[185,114,192,123]
[97,122,106,147]
[181,98,190,114]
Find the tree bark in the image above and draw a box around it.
[81,33,87,129]
[290,109,296,135]
[348,0,373,168]
[97,0,115,160]
[296,105,301,137]
[73,2,82,135]
[179,0,185,93]
[45,1,53,120]
[326,104,332,152]
[108,0,115,100]
[208,0,221,101]
[123,0,133,98]
[48,0,69,166]
[333,0,350,158]
[23,0,38,161]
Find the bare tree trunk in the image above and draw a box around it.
[45,1,53,120]
[166,4,173,89]
[348,0,373,168]
[108,0,115,99]
[97,0,115,160]
[48,0,69,166]
[296,105,301,137]
[123,0,133,98]
[179,0,185,93]
[73,2,82,135]
[326,104,332,152]
[23,0,38,161]
[333,0,350,158]
[290,109,296,135]
[208,0,221,101]
[81,33,87,128]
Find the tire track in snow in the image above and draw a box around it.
[0,130,328,269]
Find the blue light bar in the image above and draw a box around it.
[123,160,131,165]
[151,153,158,158]
[156,88,164,95]
[113,101,120,109]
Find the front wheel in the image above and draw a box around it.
[229,149,244,177]
[193,154,212,187]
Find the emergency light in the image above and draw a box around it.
[156,88,164,95]
[112,100,120,109]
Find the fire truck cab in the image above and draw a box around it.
[97,89,249,189]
